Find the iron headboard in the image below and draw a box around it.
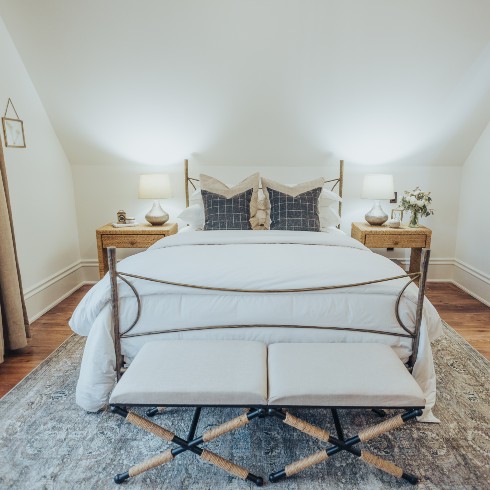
[184,159,344,219]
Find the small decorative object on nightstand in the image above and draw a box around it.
[351,221,431,279]
[139,174,172,226]
[361,174,394,226]
[391,209,404,221]
[117,210,127,224]
[387,209,403,228]
[96,222,177,278]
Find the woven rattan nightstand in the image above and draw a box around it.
[351,222,432,276]
[96,223,178,278]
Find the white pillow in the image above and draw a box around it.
[177,204,205,230]
[319,206,341,230]
[319,188,342,206]
[319,188,341,230]
[189,189,203,207]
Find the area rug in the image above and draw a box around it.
[0,323,488,489]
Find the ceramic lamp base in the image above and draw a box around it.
[145,200,169,226]
[365,200,388,226]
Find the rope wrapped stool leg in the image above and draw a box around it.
[284,450,330,477]
[358,414,405,442]
[202,411,251,442]
[271,441,413,484]
[115,449,175,483]
[283,412,331,442]
[360,450,403,479]
[112,406,264,486]
[269,408,421,485]
[125,411,175,441]
[201,449,250,480]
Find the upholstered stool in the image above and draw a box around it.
[109,340,267,486]
[110,339,268,406]
[265,343,425,484]
[267,343,425,408]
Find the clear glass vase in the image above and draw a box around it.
[409,210,420,228]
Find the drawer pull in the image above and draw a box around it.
[129,240,137,246]
[393,241,399,246]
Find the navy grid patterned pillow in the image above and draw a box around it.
[202,189,253,230]
[267,187,322,231]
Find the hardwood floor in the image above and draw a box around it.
[425,282,490,360]
[0,285,91,397]
[0,282,488,398]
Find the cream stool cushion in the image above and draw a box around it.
[110,340,268,406]
[268,343,425,408]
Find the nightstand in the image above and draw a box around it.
[351,222,432,277]
[96,223,178,278]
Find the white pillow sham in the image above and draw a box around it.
[177,204,205,230]
[319,188,342,206]
[319,206,341,229]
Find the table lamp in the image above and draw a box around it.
[361,174,394,226]
[139,174,172,225]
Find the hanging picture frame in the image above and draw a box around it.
[2,98,26,148]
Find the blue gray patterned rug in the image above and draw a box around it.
[0,323,489,489]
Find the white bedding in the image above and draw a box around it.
[70,230,443,421]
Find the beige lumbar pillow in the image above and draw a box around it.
[261,177,325,229]
[200,173,261,229]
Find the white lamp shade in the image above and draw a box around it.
[139,174,172,199]
[361,174,394,200]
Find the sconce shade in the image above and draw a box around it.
[139,174,172,199]
[361,174,394,200]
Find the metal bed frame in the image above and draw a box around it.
[108,160,431,382]
[109,249,429,382]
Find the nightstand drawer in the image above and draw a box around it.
[364,234,426,249]
[102,234,163,248]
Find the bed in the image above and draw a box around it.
[69,161,443,421]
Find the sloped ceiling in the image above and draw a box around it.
[1,0,489,167]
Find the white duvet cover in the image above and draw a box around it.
[70,230,443,421]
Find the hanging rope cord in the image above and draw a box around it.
[115,270,420,338]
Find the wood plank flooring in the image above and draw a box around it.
[425,282,490,360]
[0,282,488,398]
[0,286,91,397]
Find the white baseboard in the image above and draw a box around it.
[24,259,97,323]
[394,257,455,281]
[24,255,490,323]
[81,259,100,283]
[452,259,490,307]
[27,281,89,323]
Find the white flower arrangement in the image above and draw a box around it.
[400,187,434,227]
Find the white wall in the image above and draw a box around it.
[75,159,461,283]
[1,0,490,172]
[455,122,490,305]
[0,17,82,320]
